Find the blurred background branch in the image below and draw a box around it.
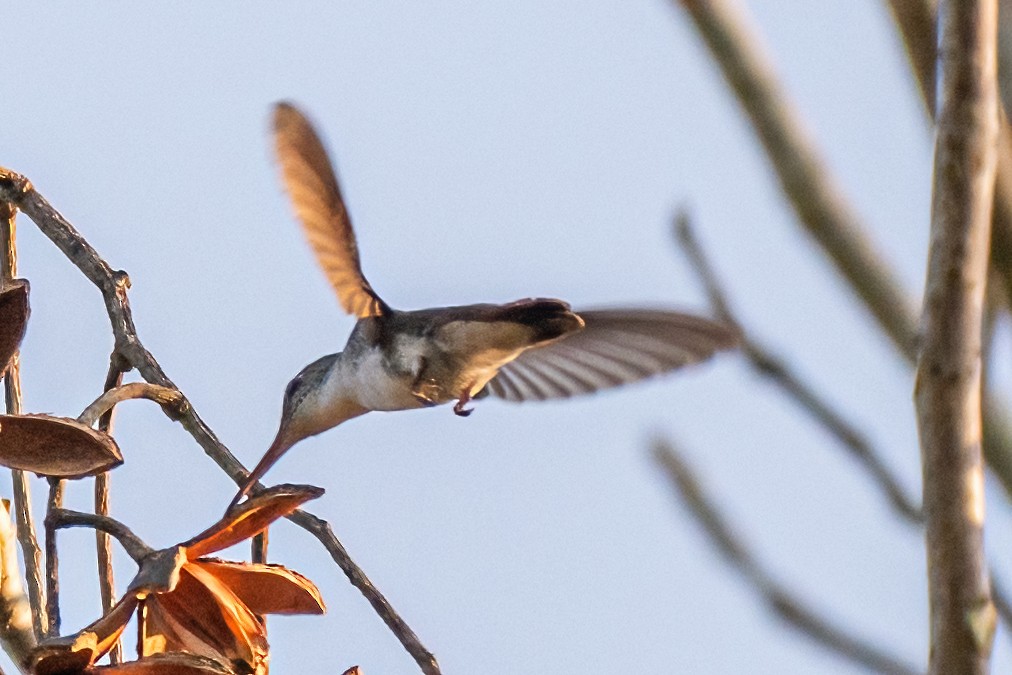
[674,0,1012,497]
[674,211,922,524]
[652,438,920,675]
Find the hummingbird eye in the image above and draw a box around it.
[284,376,303,401]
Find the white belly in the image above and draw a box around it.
[329,348,424,412]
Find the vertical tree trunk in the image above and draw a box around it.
[917,1,999,673]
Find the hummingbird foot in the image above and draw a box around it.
[453,388,474,417]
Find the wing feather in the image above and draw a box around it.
[273,102,387,317]
[482,309,738,402]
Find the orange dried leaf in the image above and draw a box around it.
[92,594,141,661]
[143,601,213,661]
[192,559,325,615]
[32,594,139,674]
[0,279,29,377]
[150,565,267,670]
[0,414,123,478]
[182,484,323,557]
[341,668,362,675]
[91,652,238,674]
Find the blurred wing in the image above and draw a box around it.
[481,309,738,402]
[273,102,387,317]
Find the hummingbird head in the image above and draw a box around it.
[229,353,346,511]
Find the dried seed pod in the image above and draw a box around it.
[0,414,123,478]
[0,279,29,377]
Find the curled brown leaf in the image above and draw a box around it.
[0,279,29,377]
[0,414,123,478]
[182,485,323,558]
[191,559,325,616]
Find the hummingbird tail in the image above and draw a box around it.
[499,298,585,344]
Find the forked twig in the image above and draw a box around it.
[652,438,920,675]
[0,168,441,675]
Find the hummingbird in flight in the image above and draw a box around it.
[229,102,738,509]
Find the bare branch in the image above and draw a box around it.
[0,201,47,640]
[43,479,63,639]
[674,0,1012,501]
[77,382,182,428]
[676,211,1012,644]
[676,0,919,355]
[916,1,999,670]
[652,438,920,675]
[885,0,1012,326]
[47,510,152,563]
[0,168,442,675]
[674,212,922,523]
[95,358,125,664]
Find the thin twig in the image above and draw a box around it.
[673,0,1012,497]
[96,358,125,664]
[287,509,438,673]
[674,212,922,523]
[676,211,1012,640]
[651,438,920,675]
[916,1,999,671]
[43,478,64,638]
[885,0,937,112]
[0,169,442,675]
[77,382,182,428]
[47,510,152,563]
[677,0,919,354]
[0,200,47,640]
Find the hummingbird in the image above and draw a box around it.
[229,102,738,509]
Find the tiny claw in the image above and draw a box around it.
[413,392,439,408]
[453,386,475,417]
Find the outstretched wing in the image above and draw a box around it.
[273,102,387,317]
[480,309,738,402]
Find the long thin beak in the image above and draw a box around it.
[227,427,295,512]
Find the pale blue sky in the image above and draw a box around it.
[5,2,1006,673]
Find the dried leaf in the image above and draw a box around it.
[150,565,267,672]
[32,594,138,674]
[32,631,98,675]
[192,559,325,615]
[0,414,123,478]
[129,547,186,596]
[91,594,141,663]
[0,279,29,377]
[341,668,362,675]
[182,484,323,557]
[92,652,238,674]
[143,601,204,660]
